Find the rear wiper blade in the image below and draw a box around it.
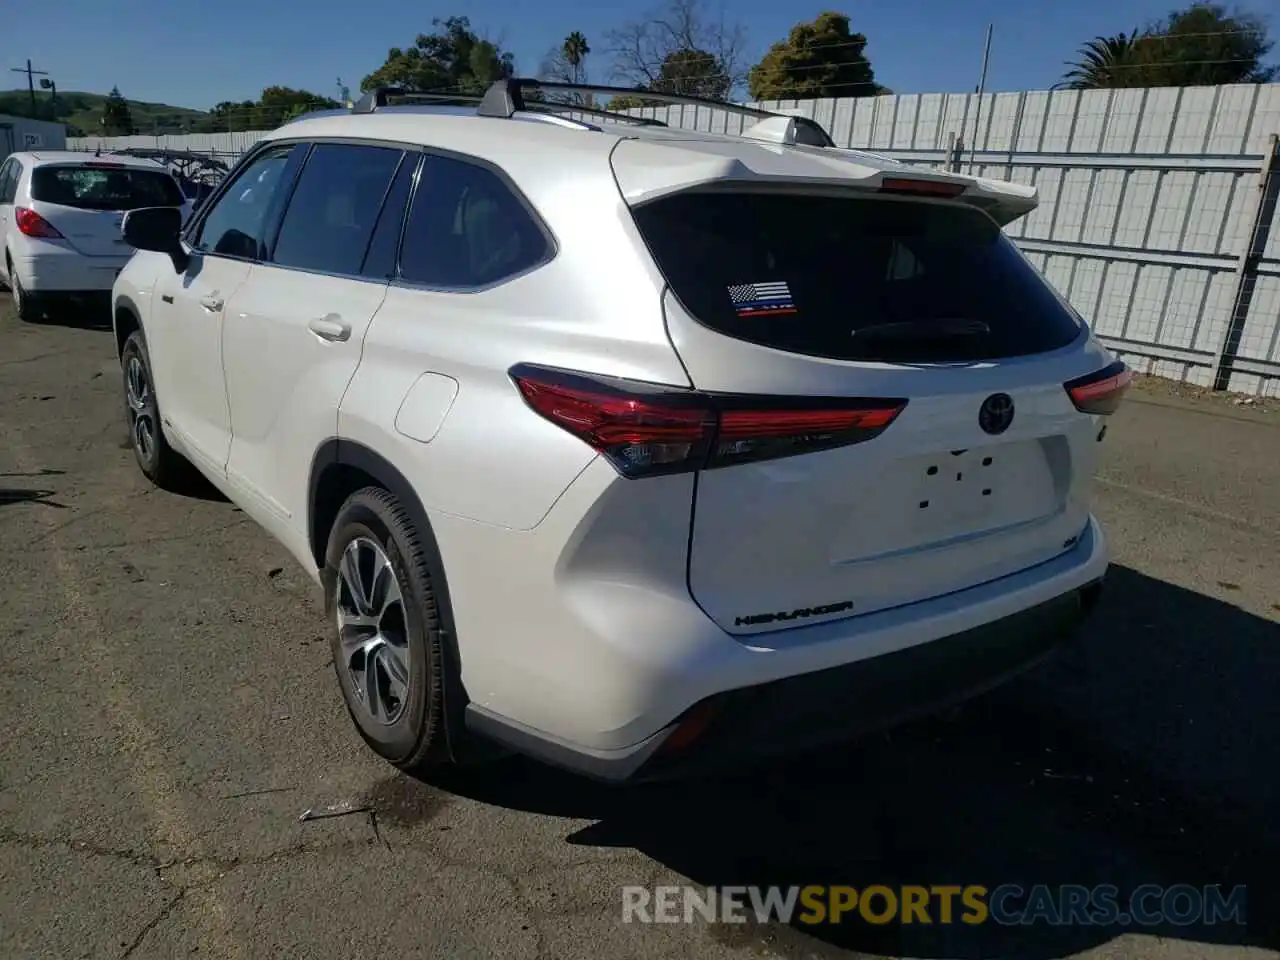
[852,318,991,339]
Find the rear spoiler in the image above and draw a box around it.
[615,155,1039,227]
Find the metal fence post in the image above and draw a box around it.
[1212,133,1280,391]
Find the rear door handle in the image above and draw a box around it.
[308,315,351,343]
[199,295,223,312]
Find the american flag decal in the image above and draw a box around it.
[727,281,798,317]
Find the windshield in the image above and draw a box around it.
[630,191,1084,363]
[31,165,185,212]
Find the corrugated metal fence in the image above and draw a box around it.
[69,83,1280,395]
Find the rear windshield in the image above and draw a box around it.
[31,165,184,212]
[630,192,1083,363]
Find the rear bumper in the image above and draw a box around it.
[464,561,1105,783]
[11,249,131,294]
[632,578,1102,781]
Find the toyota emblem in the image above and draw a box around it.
[979,393,1015,435]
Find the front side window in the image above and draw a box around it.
[398,154,550,288]
[192,145,300,260]
[30,164,184,211]
[271,143,405,276]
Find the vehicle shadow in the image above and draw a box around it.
[163,463,228,504]
[32,296,113,332]
[420,565,1279,959]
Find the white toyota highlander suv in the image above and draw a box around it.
[111,80,1126,781]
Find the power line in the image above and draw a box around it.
[84,53,1269,133]
[60,25,1273,135]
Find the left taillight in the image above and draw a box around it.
[510,363,907,479]
[1064,360,1133,415]
[15,207,64,239]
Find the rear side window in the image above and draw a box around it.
[630,192,1084,362]
[271,143,405,276]
[399,154,550,288]
[31,164,184,211]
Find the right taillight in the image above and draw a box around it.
[1064,360,1133,415]
[15,207,64,239]
[510,363,907,479]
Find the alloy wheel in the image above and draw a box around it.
[124,354,155,463]
[336,536,410,725]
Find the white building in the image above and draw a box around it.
[0,114,68,160]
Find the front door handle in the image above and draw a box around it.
[308,315,351,343]
[199,295,224,312]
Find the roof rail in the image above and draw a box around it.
[476,79,835,147]
[351,88,668,128]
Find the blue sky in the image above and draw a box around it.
[5,0,1242,109]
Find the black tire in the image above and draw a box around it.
[324,487,447,770]
[10,270,43,323]
[121,330,185,489]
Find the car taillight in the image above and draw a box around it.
[1064,360,1133,415]
[878,177,967,198]
[510,364,907,478]
[15,207,64,239]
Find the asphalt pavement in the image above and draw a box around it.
[1,300,1277,960]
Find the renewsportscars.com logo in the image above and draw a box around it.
[622,884,1247,927]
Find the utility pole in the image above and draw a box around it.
[10,59,49,114]
[969,25,993,172]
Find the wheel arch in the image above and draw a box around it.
[113,295,144,358]
[308,438,476,763]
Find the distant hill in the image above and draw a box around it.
[0,90,207,137]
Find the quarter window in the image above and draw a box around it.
[271,144,405,276]
[399,154,549,288]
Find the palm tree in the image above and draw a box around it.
[562,32,590,85]
[1062,31,1141,89]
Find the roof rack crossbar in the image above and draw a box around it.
[351,79,833,147]
[353,88,670,128]
[475,79,835,146]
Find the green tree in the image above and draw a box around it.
[654,47,730,98]
[1137,3,1276,84]
[539,32,594,105]
[191,87,339,133]
[361,17,516,95]
[563,31,591,84]
[1063,33,1143,89]
[605,0,746,100]
[101,86,136,135]
[601,49,729,111]
[1062,3,1276,88]
[257,86,341,125]
[748,12,887,100]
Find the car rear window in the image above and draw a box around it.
[629,191,1084,363]
[31,165,184,212]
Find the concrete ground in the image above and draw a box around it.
[0,300,1276,960]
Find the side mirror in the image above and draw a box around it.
[122,206,189,272]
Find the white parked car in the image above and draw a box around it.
[111,81,1127,781]
[0,151,190,321]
